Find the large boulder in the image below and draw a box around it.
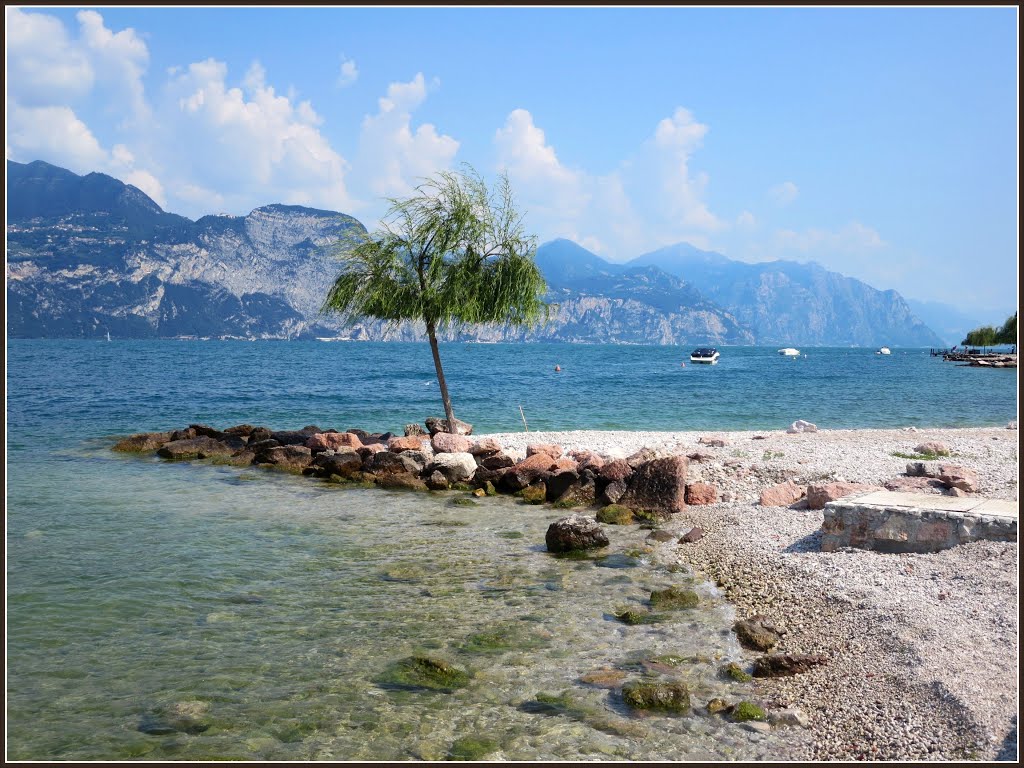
[431,432,472,454]
[806,482,883,510]
[554,481,597,509]
[272,427,321,446]
[617,456,689,518]
[625,447,659,469]
[389,435,428,453]
[313,449,363,478]
[113,431,172,453]
[479,452,515,470]
[427,452,477,483]
[915,441,950,456]
[599,480,627,506]
[526,443,562,459]
[260,445,313,473]
[425,416,473,436]
[376,472,428,492]
[404,423,428,437]
[786,420,818,434]
[569,450,605,471]
[545,470,580,501]
[157,436,243,460]
[545,514,609,553]
[306,432,363,452]
[599,459,633,483]
[759,480,804,507]
[501,453,559,492]
[938,464,979,493]
[365,451,425,477]
[469,438,503,457]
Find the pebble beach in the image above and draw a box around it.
[477,425,1019,761]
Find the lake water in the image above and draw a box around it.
[5,340,1017,760]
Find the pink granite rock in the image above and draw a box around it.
[389,435,427,453]
[915,441,950,456]
[552,457,579,473]
[469,438,503,457]
[431,432,472,454]
[527,443,563,459]
[883,476,947,493]
[806,482,883,510]
[685,483,719,506]
[938,464,979,493]
[306,432,363,452]
[759,480,805,507]
[698,436,728,447]
[599,459,633,483]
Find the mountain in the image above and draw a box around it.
[904,299,1001,348]
[630,243,944,347]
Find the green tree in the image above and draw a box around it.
[322,167,548,432]
[962,325,998,350]
[996,312,1017,346]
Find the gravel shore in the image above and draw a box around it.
[477,425,1019,761]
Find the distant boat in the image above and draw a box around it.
[778,347,799,356]
[876,347,891,355]
[689,347,720,364]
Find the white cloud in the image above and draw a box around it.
[5,7,95,105]
[353,73,459,203]
[774,221,885,253]
[76,10,150,122]
[337,56,358,88]
[736,210,757,229]
[769,180,799,207]
[6,104,108,172]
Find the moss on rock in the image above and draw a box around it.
[649,586,700,610]
[447,736,498,761]
[731,701,767,722]
[519,484,547,504]
[377,656,471,692]
[596,505,634,525]
[721,662,752,682]
[621,680,690,714]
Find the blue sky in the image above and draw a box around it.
[5,6,1018,317]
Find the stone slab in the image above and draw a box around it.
[850,490,1006,514]
[970,499,1018,518]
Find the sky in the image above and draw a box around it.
[5,5,1019,317]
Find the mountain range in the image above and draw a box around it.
[6,159,944,347]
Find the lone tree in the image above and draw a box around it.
[322,167,548,433]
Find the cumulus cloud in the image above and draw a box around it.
[769,181,799,207]
[5,7,94,105]
[337,56,358,88]
[7,104,108,172]
[352,73,459,203]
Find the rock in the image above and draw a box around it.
[272,427,321,446]
[751,435,768,440]
[168,427,197,441]
[769,708,810,727]
[431,432,472,454]
[733,616,781,651]
[741,720,772,734]
[569,450,605,470]
[679,526,704,544]
[260,445,313,473]
[376,472,428,492]
[752,653,828,678]
[618,456,689,518]
[404,423,427,437]
[425,471,450,491]
[1007,421,1018,430]
[526,443,562,459]
[720,662,752,682]
[479,452,515,470]
[650,585,699,609]
[396,450,428,476]
[706,698,731,715]
[553,480,596,510]
[621,680,690,714]
[906,461,940,477]
[545,514,609,553]
[427,452,477,483]
[223,424,257,436]
[759,480,804,507]
[313,449,362,478]
[625,447,659,469]
[599,480,627,506]
[595,505,634,525]
[685,483,718,505]
[686,451,715,463]
[938,464,979,493]
[356,444,388,463]
[389,435,427,453]
[551,457,578,473]
[786,420,818,434]
[377,656,471,692]
[519,484,547,504]
[469,438,503,457]
[731,701,768,722]
[698,436,728,447]
[646,529,676,543]
[306,432,363,452]
[599,459,633,483]
[112,431,172,452]
[914,441,950,456]
[545,470,580,501]
[579,668,627,688]
[947,487,970,497]
[425,416,473,436]
[502,453,558,492]
[157,436,243,460]
[806,482,883,510]
[247,427,273,443]
[364,451,410,476]
[883,475,947,493]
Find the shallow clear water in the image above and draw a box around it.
[6,339,1016,759]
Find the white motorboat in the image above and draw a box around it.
[876,347,891,355]
[778,348,800,356]
[689,347,720,364]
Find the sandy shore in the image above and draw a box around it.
[476,425,1019,761]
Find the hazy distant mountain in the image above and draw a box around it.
[630,243,944,347]
[904,299,1002,348]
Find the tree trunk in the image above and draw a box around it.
[426,321,458,433]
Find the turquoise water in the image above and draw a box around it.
[5,340,1017,760]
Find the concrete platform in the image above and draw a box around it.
[821,491,1017,553]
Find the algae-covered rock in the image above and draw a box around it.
[519,691,647,739]
[721,662,753,682]
[447,736,498,760]
[612,607,662,626]
[706,698,731,715]
[451,497,479,507]
[650,586,700,610]
[113,431,172,453]
[545,514,609,553]
[579,668,627,688]
[733,616,781,651]
[138,700,212,736]
[621,680,690,714]
[596,505,634,525]
[731,701,767,722]
[519,483,547,504]
[377,656,471,692]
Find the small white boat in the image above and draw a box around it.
[690,347,720,364]
[778,347,800,356]
[876,346,891,355]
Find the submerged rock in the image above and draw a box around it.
[621,680,690,714]
[519,484,547,505]
[596,504,634,525]
[377,656,471,692]
[720,662,753,682]
[731,701,768,722]
[649,585,700,609]
[545,514,609,553]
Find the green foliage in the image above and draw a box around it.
[997,313,1017,345]
[891,450,943,460]
[962,325,999,348]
